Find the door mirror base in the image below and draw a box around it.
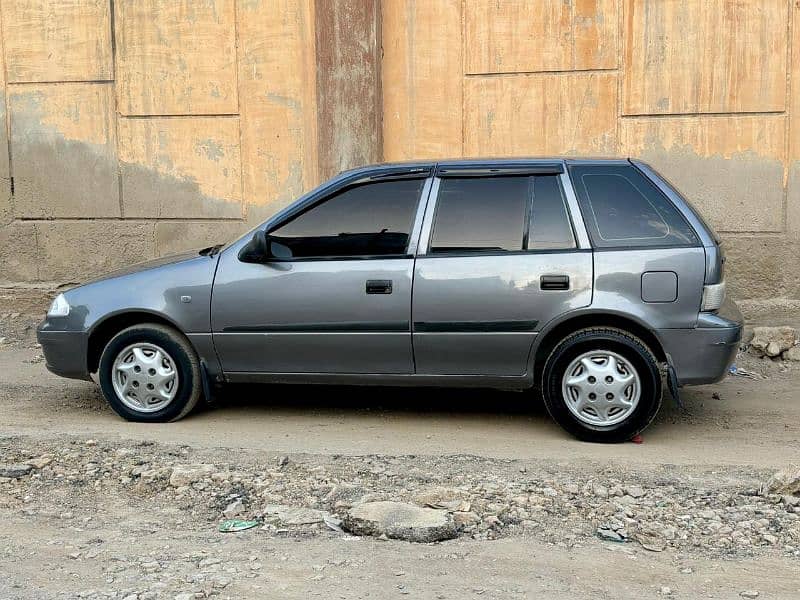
[238,231,293,263]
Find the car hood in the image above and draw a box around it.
[77,249,209,286]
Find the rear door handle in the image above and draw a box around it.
[540,274,570,290]
[366,279,393,294]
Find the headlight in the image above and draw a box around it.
[701,281,726,312]
[47,293,70,317]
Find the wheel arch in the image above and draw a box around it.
[86,310,185,375]
[531,311,667,384]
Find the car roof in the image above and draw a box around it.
[340,157,633,177]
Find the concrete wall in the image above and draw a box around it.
[0,0,380,282]
[383,0,800,313]
[0,0,798,314]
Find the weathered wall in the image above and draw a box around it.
[0,0,798,314]
[383,0,800,312]
[0,0,380,282]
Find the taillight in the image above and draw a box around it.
[701,280,726,312]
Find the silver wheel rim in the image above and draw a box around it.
[111,343,179,413]
[561,350,640,427]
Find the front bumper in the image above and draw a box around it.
[658,298,743,386]
[37,322,91,381]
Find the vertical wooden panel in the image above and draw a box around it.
[118,116,243,219]
[623,0,787,114]
[237,0,318,213]
[0,0,112,82]
[315,0,381,180]
[465,0,617,74]
[464,73,618,156]
[115,0,238,115]
[382,0,462,160]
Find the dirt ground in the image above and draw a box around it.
[1,312,799,599]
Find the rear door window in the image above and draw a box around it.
[430,175,575,253]
[430,177,528,252]
[568,164,699,248]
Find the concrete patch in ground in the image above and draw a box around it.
[343,501,458,543]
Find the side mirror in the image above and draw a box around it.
[238,230,292,263]
[238,230,268,263]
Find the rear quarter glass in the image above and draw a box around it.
[568,164,700,249]
[634,163,722,245]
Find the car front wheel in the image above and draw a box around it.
[542,327,663,442]
[98,323,202,422]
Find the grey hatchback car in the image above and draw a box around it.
[38,158,742,442]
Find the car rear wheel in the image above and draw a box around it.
[98,323,202,422]
[542,327,662,442]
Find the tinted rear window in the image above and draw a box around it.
[431,177,528,252]
[569,164,699,248]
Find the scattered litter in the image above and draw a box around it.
[630,434,643,444]
[323,514,344,533]
[728,364,764,379]
[218,519,260,533]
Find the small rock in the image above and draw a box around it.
[25,456,53,470]
[0,464,33,478]
[85,439,97,447]
[749,326,797,357]
[783,346,800,361]
[453,511,480,527]
[659,586,672,595]
[596,527,624,542]
[764,467,800,496]
[633,528,666,552]
[169,464,214,487]
[412,487,464,506]
[277,455,289,467]
[343,501,457,543]
[624,485,646,499]
[740,592,760,599]
[198,557,221,568]
[223,499,244,518]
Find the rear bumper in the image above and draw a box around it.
[658,299,743,386]
[37,323,91,381]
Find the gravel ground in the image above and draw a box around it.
[1,310,799,598]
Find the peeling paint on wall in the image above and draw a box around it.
[9,83,119,218]
[621,116,786,233]
[117,116,243,219]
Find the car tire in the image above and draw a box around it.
[541,327,662,443]
[98,323,203,422]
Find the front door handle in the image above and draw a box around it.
[540,274,570,290]
[366,279,393,294]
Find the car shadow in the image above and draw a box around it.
[211,383,546,417]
